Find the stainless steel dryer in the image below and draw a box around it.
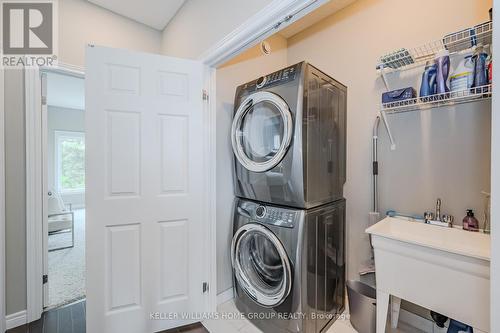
[231,198,346,333]
[231,62,347,209]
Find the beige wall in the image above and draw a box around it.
[59,0,161,67]
[216,35,288,294]
[161,0,270,59]
[214,0,492,296]
[286,0,492,281]
[4,0,162,316]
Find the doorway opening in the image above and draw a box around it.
[44,71,86,309]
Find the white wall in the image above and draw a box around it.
[59,0,162,67]
[216,35,288,294]
[47,106,85,208]
[161,0,270,59]
[491,1,499,331]
[286,0,492,281]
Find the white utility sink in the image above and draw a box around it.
[366,217,491,332]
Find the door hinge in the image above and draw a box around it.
[202,282,209,293]
[43,274,48,284]
[202,90,209,101]
[41,96,47,106]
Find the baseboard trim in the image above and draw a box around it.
[6,310,27,330]
[217,288,234,305]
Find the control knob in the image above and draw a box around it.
[255,206,266,218]
[256,76,267,88]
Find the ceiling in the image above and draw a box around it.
[47,73,85,110]
[279,0,357,38]
[87,0,186,30]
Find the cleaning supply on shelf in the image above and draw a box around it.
[435,49,450,94]
[419,60,437,98]
[487,52,493,84]
[462,209,479,232]
[382,87,415,104]
[471,43,489,88]
[488,58,492,84]
[450,55,474,92]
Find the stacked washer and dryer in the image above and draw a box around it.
[230,62,347,333]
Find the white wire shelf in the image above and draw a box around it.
[381,85,492,114]
[377,21,492,73]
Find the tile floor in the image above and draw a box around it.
[202,299,427,333]
[6,297,428,333]
[6,300,86,333]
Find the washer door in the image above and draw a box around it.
[231,91,293,173]
[231,223,292,307]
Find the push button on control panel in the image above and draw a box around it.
[261,207,296,228]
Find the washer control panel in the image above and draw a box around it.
[254,204,297,228]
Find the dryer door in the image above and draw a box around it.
[231,91,293,172]
[231,223,292,307]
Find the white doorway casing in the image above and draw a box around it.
[0,63,6,332]
[491,1,499,332]
[25,63,86,322]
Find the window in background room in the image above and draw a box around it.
[55,131,85,193]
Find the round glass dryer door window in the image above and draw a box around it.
[231,223,292,307]
[231,92,293,172]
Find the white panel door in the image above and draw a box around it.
[85,45,207,333]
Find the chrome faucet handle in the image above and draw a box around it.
[424,211,434,222]
[442,214,454,227]
[435,198,442,221]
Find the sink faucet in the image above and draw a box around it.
[424,198,453,228]
[435,198,442,221]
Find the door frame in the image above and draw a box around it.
[0,65,6,333]
[24,0,329,326]
[25,62,85,321]
[491,2,499,332]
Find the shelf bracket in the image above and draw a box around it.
[379,65,390,91]
[380,110,396,150]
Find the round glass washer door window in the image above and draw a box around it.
[231,223,292,307]
[231,91,293,173]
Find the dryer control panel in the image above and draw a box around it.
[254,63,300,89]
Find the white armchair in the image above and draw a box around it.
[48,190,74,251]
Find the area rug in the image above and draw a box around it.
[48,209,86,308]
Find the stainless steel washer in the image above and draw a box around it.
[232,198,346,333]
[231,62,347,209]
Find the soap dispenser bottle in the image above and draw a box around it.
[463,209,479,232]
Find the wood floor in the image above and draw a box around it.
[6,301,208,333]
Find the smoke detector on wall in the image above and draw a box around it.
[260,41,272,55]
